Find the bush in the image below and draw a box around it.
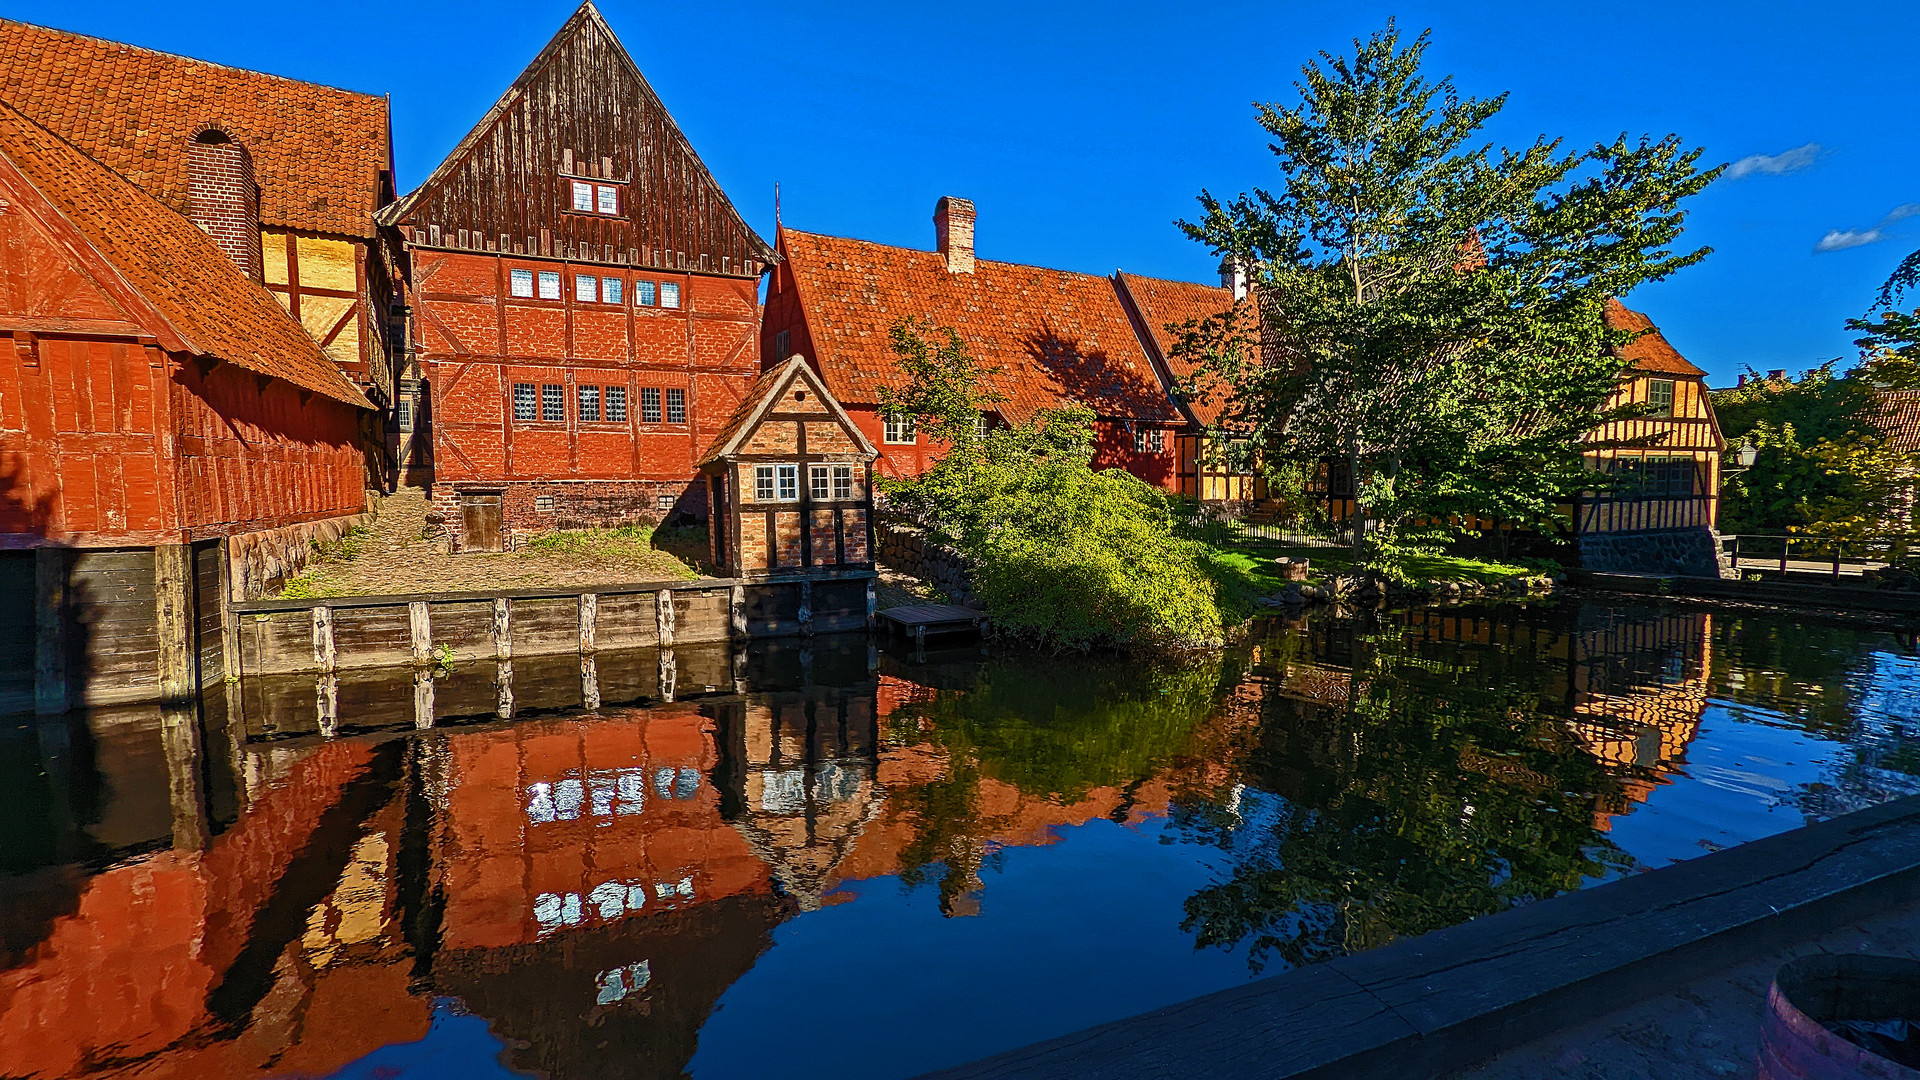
[888,409,1224,651]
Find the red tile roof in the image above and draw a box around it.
[699,356,877,465]
[1870,389,1920,456]
[1115,272,1245,427]
[0,100,369,406]
[779,228,1179,425]
[1605,299,1707,377]
[0,19,389,238]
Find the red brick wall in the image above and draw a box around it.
[186,138,263,280]
[432,478,705,552]
[413,250,759,536]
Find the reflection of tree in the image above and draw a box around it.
[1172,608,1635,972]
[875,651,1232,915]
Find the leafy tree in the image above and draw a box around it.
[1176,22,1718,559]
[1848,248,1920,388]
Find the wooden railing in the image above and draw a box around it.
[1721,534,1903,579]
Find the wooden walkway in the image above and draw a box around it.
[877,603,985,643]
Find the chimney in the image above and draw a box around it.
[1220,257,1248,301]
[1768,369,1786,381]
[187,128,263,280]
[1736,373,1747,388]
[934,196,975,274]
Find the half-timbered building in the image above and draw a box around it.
[697,356,877,579]
[760,199,1184,487]
[0,19,402,472]
[0,100,371,710]
[378,3,774,552]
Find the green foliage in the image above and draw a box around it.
[874,317,1005,448]
[879,319,1226,650]
[1848,248,1920,389]
[1175,21,1717,555]
[1712,363,1917,547]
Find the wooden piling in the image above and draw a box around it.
[413,669,436,729]
[312,606,336,673]
[659,647,677,703]
[160,703,208,851]
[730,583,747,640]
[316,672,338,738]
[492,597,512,660]
[656,588,676,647]
[409,601,433,665]
[33,546,67,716]
[581,655,601,710]
[495,660,515,719]
[154,544,194,702]
[579,593,598,653]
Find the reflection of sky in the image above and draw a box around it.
[689,818,1245,1080]
[322,998,532,1080]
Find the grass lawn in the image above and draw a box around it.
[1198,532,1544,622]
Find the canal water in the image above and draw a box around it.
[2,598,1917,1079]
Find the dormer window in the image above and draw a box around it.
[570,179,621,216]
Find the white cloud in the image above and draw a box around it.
[1881,203,1920,225]
[1726,142,1821,180]
[1815,228,1885,252]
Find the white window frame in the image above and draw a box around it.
[596,184,619,215]
[810,464,831,501]
[883,412,916,445]
[509,268,535,298]
[575,274,598,303]
[602,277,623,305]
[537,271,561,300]
[571,180,594,212]
[776,463,799,501]
[636,281,656,307]
[832,464,853,500]
[535,494,556,512]
[754,465,776,501]
[660,282,680,309]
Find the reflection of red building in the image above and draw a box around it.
[432,705,774,952]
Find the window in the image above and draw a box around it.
[1607,455,1697,498]
[1133,428,1165,453]
[810,464,831,501]
[535,494,555,512]
[1648,379,1677,416]
[537,271,561,300]
[541,383,565,422]
[660,282,680,309]
[776,463,798,501]
[576,275,598,303]
[570,180,621,216]
[641,387,662,423]
[578,385,601,422]
[602,277,623,305]
[833,465,854,500]
[665,387,686,424]
[596,184,619,215]
[636,281,656,307]
[395,397,413,431]
[572,180,594,212]
[755,465,776,501]
[656,494,676,511]
[605,386,627,422]
[513,383,537,422]
[884,412,916,444]
[510,269,535,298]
[974,414,990,438]
[773,329,791,361]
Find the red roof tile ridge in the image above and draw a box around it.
[0,17,385,100]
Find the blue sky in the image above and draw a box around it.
[8,0,1916,386]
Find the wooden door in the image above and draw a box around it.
[192,540,224,685]
[460,493,505,552]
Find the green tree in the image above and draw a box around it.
[1177,22,1718,560]
[1848,248,1920,388]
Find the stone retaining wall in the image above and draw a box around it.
[226,509,375,601]
[1577,526,1723,579]
[874,521,979,606]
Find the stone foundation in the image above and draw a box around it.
[875,521,979,606]
[227,509,376,600]
[431,479,708,552]
[1577,527,1723,579]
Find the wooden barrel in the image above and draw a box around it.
[1757,955,1920,1080]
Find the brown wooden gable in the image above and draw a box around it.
[698,356,877,466]
[377,2,771,277]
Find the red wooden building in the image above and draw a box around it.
[379,3,774,552]
[0,100,371,710]
[0,18,404,478]
[760,198,1189,489]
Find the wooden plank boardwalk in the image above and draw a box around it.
[877,603,984,643]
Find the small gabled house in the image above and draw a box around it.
[1576,299,1728,573]
[379,3,774,552]
[697,356,877,579]
[760,198,1184,487]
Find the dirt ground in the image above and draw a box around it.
[276,489,703,598]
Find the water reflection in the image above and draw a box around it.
[2,602,1917,1078]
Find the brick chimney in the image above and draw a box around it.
[934,196,975,274]
[187,128,263,280]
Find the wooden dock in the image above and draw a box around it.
[877,603,985,643]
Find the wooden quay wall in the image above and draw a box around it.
[228,570,877,679]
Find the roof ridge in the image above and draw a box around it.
[0,17,386,100]
[788,226,1121,285]
[1116,268,1232,292]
